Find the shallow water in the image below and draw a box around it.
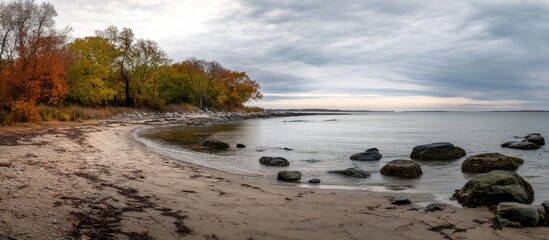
[136,112,549,204]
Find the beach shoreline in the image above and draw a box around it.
[1,113,548,239]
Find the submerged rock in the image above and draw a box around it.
[236,143,246,148]
[410,142,466,160]
[350,148,382,161]
[461,153,524,173]
[328,168,371,178]
[453,170,534,207]
[504,141,540,150]
[497,202,546,227]
[260,157,290,167]
[380,159,423,178]
[277,171,301,181]
[202,140,230,150]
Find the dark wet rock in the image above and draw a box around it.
[497,202,545,227]
[461,153,524,173]
[283,147,293,151]
[309,178,321,184]
[501,141,516,147]
[302,159,322,163]
[380,159,423,178]
[277,171,301,181]
[202,140,230,150]
[260,157,290,167]
[496,215,522,228]
[525,133,545,146]
[236,143,246,148]
[328,168,371,178]
[425,203,445,212]
[453,170,534,207]
[350,148,382,161]
[410,142,466,160]
[391,197,411,205]
[505,141,540,150]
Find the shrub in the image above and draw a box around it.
[9,100,42,123]
[0,110,8,125]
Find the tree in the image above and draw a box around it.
[0,0,69,108]
[216,69,262,109]
[67,36,119,105]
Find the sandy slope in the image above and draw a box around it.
[1,121,548,240]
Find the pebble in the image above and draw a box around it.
[391,197,411,205]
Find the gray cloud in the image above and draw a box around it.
[43,0,549,110]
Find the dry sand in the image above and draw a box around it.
[1,119,549,240]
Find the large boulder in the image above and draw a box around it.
[461,153,524,173]
[277,171,301,181]
[350,148,382,161]
[202,140,230,150]
[503,141,540,150]
[259,157,290,166]
[410,142,466,160]
[380,159,423,178]
[328,168,371,178]
[453,170,534,207]
[497,202,546,227]
[525,133,545,146]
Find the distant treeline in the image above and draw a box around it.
[0,0,262,123]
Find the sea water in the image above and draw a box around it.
[136,112,549,204]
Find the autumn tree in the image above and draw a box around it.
[67,36,119,105]
[216,69,262,109]
[0,0,70,116]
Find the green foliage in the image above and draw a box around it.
[38,105,83,122]
[67,37,119,105]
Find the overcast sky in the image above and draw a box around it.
[45,0,549,110]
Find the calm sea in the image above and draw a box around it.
[136,112,549,204]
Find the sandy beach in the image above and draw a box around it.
[1,116,549,240]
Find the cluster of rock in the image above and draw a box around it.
[501,133,545,150]
[109,110,308,125]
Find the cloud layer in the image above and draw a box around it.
[47,0,549,110]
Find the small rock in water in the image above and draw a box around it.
[202,140,230,150]
[425,203,445,212]
[283,147,293,151]
[303,159,321,163]
[391,197,411,205]
[236,143,246,148]
[350,148,382,161]
[277,171,302,181]
[328,168,371,178]
[260,157,290,166]
[309,178,321,184]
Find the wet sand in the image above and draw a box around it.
[1,117,549,239]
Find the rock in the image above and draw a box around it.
[496,215,522,228]
[260,157,290,167]
[302,159,322,163]
[380,159,423,178]
[391,197,411,205]
[277,171,301,181]
[410,142,466,160]
[501,141,516,147]
[350,148,382,161]
[283,147,293,151]
[236,143,246,148]
[453,170,534,207]
[425,203,445,212]
[525,133,545,146]
[202,140,230,150]
[309,178,321,184]
[328,168,371,178]
[461,153,524,173]
[542,201,549,226]
[503,141,540,150]
[497,202,545,227]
